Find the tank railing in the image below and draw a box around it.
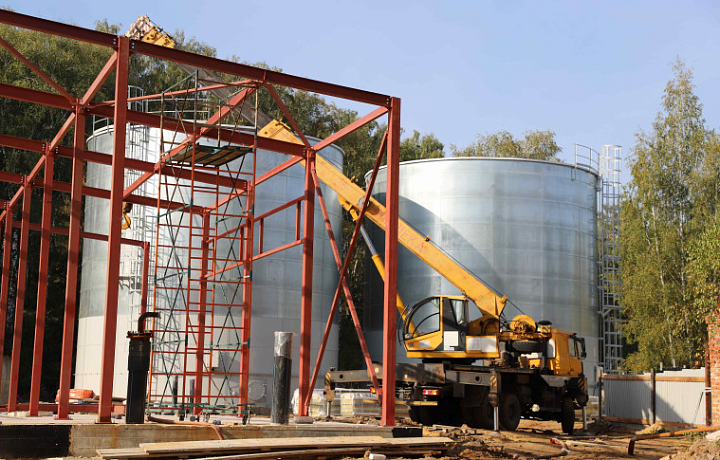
[574,143,600,174]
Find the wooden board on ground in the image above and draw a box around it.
[98,436,455,459]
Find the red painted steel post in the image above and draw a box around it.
[0,209,13,394]
[58,111,85,419]
[8,189,31,413]
[382,98,401,427]
[298,148,315,417]
[98,37,129,423]
[194,212,210,413]
[29,152,54,416]
[239,188,254,413]
[140,242,150,316]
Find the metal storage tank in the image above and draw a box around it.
[364,157,600,382]
[74,124,343,408]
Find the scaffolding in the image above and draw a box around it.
[148,74,256,416]
[598,145,623,374]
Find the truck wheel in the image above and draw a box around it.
[561,397,575,435]
[479,400,495,430]
[408,406,422,424]
[511,340,545,353]
[499,392,521,431]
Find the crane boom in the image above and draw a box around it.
[312,154,507,319]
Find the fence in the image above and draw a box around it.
[603,368,709,426]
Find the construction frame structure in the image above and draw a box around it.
[0,10,401,425]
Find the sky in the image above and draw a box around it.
[6,1,720,182]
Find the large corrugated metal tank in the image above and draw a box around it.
[364,157,600,381]
[74,124,343,407]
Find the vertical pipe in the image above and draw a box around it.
[194,212,210,413]
[706,349,712,426]
[297,148,315,417]
[29,153,54,416]
[0,210,13,394]
[98,36,129,423]
[382,98,400,427]
[8,189,31,413]
[271,331,293,424]
[651,368,656,425]
[58,110,85,420]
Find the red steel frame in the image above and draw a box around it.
[0,10,400,426]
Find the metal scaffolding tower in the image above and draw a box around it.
[148,74,256,417]
[598,145,623,374]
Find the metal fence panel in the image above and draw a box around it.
[604,369,706,425]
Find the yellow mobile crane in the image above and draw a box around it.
[126,16,588,433]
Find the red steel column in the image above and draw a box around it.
[238,187,254,412]
[98,36,129,423]
[382,98,401,426]
[297,148,315,417]
[0,209,13,395]
[29,152,54,416]
[194,212,210,414]
[57,110,85,419]
[8,189,31,413]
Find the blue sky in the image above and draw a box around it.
[6,1,720,181]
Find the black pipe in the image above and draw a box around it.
[271,332,293,424]
[126,312,160,424]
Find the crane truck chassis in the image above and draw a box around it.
[325,296,588,434]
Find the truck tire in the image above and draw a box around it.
[499,392,521,431]
[561,397,575,435]
[510,340,545,353]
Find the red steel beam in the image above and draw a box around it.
[0,35,76,104]
[28,153,54,416]
[80,52,118,106]
[0,9,118,47]
[311,106,388,154]
[0,10,391,106]
[7,189,31,413]
[0,210,13,393]
[0,82,72,110]
[97,36,129,423]
[57,110,85,419]
[264,84,311,148]
[381,98,401,426]
[297,148,315,418]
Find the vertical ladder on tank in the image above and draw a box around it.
[598,145,623,374]
[147,73,256,418]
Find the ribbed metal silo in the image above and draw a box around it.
[364,157,599,382]
[74,124,343,408]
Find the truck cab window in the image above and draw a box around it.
[406,297,441,338]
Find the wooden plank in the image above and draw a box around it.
[193,447,369,460]
[96,447,148,459]
[385,436,454,446]
[140,435,391,455]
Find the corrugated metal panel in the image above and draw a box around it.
[604,376,653,421]
[604,369,707,425]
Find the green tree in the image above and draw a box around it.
[399,130,444,162]
[621,59,712,372]
[451,129,560,160]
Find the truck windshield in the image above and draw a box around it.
[405,297,441,338]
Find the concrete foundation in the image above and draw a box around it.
[0,414,419,458]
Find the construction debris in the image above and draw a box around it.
[96,435,455,459]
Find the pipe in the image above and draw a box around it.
[627,425,720,455]
[147,415,225,440]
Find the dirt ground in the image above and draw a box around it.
[335,418,703,460]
